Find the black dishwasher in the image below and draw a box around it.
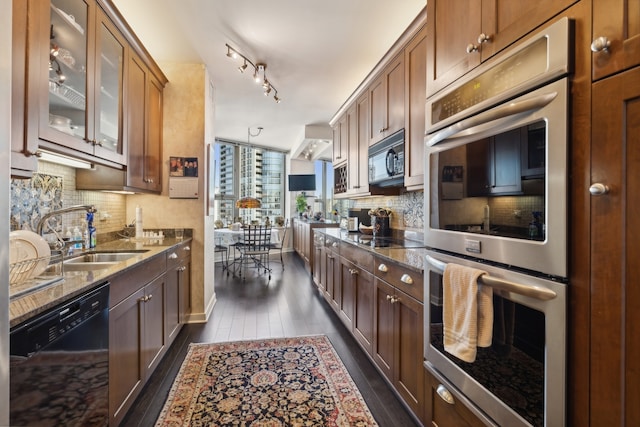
[10,282,110,427]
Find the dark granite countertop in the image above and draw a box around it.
[9,237,191,328]
[314,228,428,273]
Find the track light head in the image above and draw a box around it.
[225,46,281,103]
[238,60,248,73]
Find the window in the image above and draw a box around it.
[212,142,286,225]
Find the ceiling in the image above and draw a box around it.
[112,0,425,159]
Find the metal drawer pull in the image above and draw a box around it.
[386,295,398,304]
[378,263,388,272]
[183,246,191,251]
[436,384,455,405]
[400,274,413,285]
[169,253,178,259]
[332,242,338,247]
[590,36,611,53]
[425,255,557,301]
[349,268,359,275]
[589,183,609,195]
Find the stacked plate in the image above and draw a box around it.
[9,230,51,285]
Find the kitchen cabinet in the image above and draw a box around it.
[424,368,486,427]
[126,52,163,193]
[373,260,424,417]
[312,232,324,291]
[589,66,640,426]
[591,0,640,81]
[332,113,347,166]
[27,0,127,166]
[426,0,578,97]
[11,0,37,178]
[165,241,191,344]
[292,219,338,274]
[466,130,522,196]
[352,260,375,356]
[338,243,374,333]
[346,94,370,196]
[404,25,427,190]
[323,235,340,311]
[369,53,404,146]
[108,253,167,426]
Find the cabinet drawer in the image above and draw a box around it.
[109,254,166,308]
[325,236,340,253]
[374,258,423,302]
[167,240,192,270]
[340,243,373,272]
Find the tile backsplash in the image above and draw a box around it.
[353,191,425,231]
[10,161,126,239]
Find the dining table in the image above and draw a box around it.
[214,227,283,274]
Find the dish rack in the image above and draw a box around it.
[9,251,64,297]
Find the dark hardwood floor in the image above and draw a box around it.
[121,252,421,427]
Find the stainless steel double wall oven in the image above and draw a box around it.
[423,18,572,427]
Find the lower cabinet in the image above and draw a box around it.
[323,235,341,311]
[373,275,424,419]
[166,242,192,342]
[109,271,167,426]
[108,243,191,426]
[312,233,324,290]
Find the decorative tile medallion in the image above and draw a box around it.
[11,173,63,232]
[402,191,424,229]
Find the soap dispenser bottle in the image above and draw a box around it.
[87,212,97,248]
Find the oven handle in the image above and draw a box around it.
[425,91,558,147]
[425,254,557,301]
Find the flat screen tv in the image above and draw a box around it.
[288,174,316,191]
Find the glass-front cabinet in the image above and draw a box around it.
[33,0,125,165]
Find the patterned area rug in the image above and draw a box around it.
[155,335,378,426]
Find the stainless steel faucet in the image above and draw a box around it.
[36,204,96,237]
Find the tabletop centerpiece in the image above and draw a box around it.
[368,207,392,237]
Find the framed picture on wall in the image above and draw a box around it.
[170,156,199,177]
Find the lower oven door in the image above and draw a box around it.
[423,250,566,427]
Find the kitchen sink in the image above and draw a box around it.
[63,251,148,271]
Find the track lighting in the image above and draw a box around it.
[225,44,282,103]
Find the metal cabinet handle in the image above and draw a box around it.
[477,33,491,44]
[349,268,359,275]
[466,43,479,53]
[386,295,398,304]
[332,242,338,247]
[169,253,178,259]
[147,294,152,300]
[400,274,413,285]
[589,183,610,196]
[183,246,191,251]
[24,149,42,157]
[179,266,186,272]
[591,36,611,53]
[378,264,388,272]
[436,384,455,405]
[327,254,334,260]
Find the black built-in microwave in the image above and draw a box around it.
[368,129,404,187]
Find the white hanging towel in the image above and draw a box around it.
[443,263,493,363]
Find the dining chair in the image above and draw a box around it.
[270,218,289,269]
[234,225,272,280]
[213,236,229,272]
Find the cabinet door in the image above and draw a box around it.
[145,73,163,192]
[353,266,374,355]
[313,242,323,288]
[165,264,181,344]
[404,26,427,190]
[142,273,166,377]
[346,103,359,193]
[333,114,347,165]
[590,67,640,426]
[369,55,405,145]
[126,52,147,188]
[426,0,482,97]
[11,0,38,176]
[427,0,577,97]
[355,92,370,193]
[91,8,125,164]
[109,287,145,426]
[35,0,93,154]
[338,258,356,331]
[373,278,395,380]
[327,250,340,312]
[592,0,640,80]
[394,288,424,414]
[179,259,191,324]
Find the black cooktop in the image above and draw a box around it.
[343,234,425,249]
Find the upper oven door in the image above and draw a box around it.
[424,76,568,278]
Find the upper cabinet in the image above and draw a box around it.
[426,0,578,97]
[403,26,426,190]
[591,0,640,81]
[332,114,348,166]
[12,0,167,185]
[30,0,126,165]
[347,94,370,196]
[369,54,404,146]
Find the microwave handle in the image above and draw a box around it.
[386,148,397,176]
[426,91,558,147]
[425,254,557,301]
